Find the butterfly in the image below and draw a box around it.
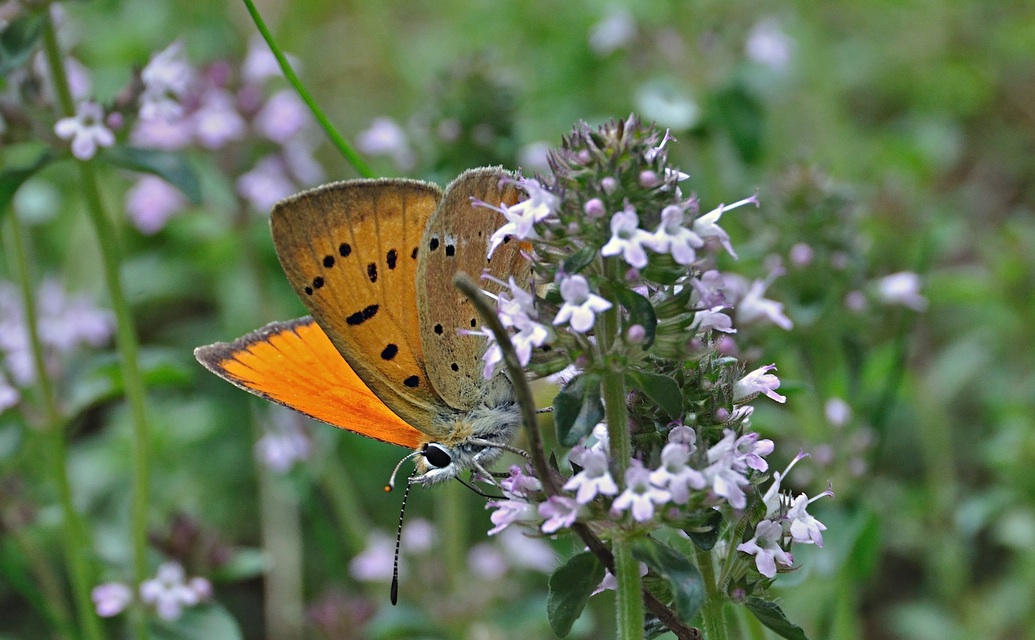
[195,168,530,487]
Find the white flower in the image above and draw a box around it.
[54,101,115,160]
[649,443,705,504]
[733,364,786,404]
[611,461,671,522]
[139,562,209,621]
[600,208,654,268]
[736,520,793,578]
[139,40,193,120]
[484,179,559,258]
[874,271,928,311]
[254,90,310,144]
[553,275,612,333]
[563,448,618,504]
[785,492,829,546]
[692,194,759,259]
[651,205,704,265]
[824,397,851,427]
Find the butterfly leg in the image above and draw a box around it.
[468,438,531,461]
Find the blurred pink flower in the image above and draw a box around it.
[254,89,310,144]
[125,176,187,235]
[237,155,296,213]
[91,582,132,618]
[54,101,114,160]
[192,89,246,149]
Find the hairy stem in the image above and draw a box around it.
[696,545,729,640]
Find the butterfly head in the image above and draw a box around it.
[409,393,522,486]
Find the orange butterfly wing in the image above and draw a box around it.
[194,317,423,449]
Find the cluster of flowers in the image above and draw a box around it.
[48,35,323,234]
[0,279,113,413]
[471,117,832,589]
[92,562,212,621]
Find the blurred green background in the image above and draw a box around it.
[2,1,1034,638]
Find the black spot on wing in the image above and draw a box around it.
[445,244,455,257]
[323,255,335,268]
[434,324,443,335]
[403,375,420,388]
[346,304,379,326]
[367,263,377,283]
[411,246,418,260]
[387,249,398,269]
[450,363,459,372]
[381,344,398,360]
[429,237,440,251]
[339,242,352,257]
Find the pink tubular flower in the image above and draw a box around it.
[736,520,793,578]
[563,448,618,504]
[733,363,786,403]
[125,176,187,235]
[539,496,580,534]
[600,208,654,268]
[487,498,539,535]
[483,178,559,258]
[91,582,133,618]
[650,204,704,265]
[689,305,736,334]
[553,275,612,333]
[611,460,671,522]
[692,194,759,259]
[649,443,705,504]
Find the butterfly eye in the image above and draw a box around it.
[423,443,452,469]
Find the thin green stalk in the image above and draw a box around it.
[42,15,151,640]
[9,529,76,639]
[4,202,99,640]
[695,545,729,640]
[254,412,304,640]
[318,455,373,556]
[240,0,375,178]
[613,537,645,640]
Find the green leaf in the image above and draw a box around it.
[150,603,243,640]
[683,508,723,551]
[0,11,46,76]
[625,370,682,420]
[563,245,598,274]
[67,349,194,419]
[547,551,605,637]
[614,287,657,347]
[631,537,704,622]
[709,83,764,165]
[101,146,202,204]
[745,597,810,640]
[553,373,604,447]
[0,151,60,223]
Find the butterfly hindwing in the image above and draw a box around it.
[194,317,424,449]
[416,167,529,411]
[271,179,445,433]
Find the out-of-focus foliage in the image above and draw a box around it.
[1,1,1033,638]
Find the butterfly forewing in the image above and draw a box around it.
[271,180,445,432]
[194,317,424,449]
[416,167,529,410]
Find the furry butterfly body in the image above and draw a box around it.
[196,168,527,484]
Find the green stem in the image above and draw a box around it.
[42,15,151,640]
[3,215,80,640]
[240,0,375,178]
[695,545,728,640]
[599,259,630,479]
[254,414,304,640]
[613,537,645,640]
[318,455,372,556]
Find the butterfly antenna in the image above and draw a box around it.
[385,450,421,492]
[390,472,415,606]
[455,474,503,500]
